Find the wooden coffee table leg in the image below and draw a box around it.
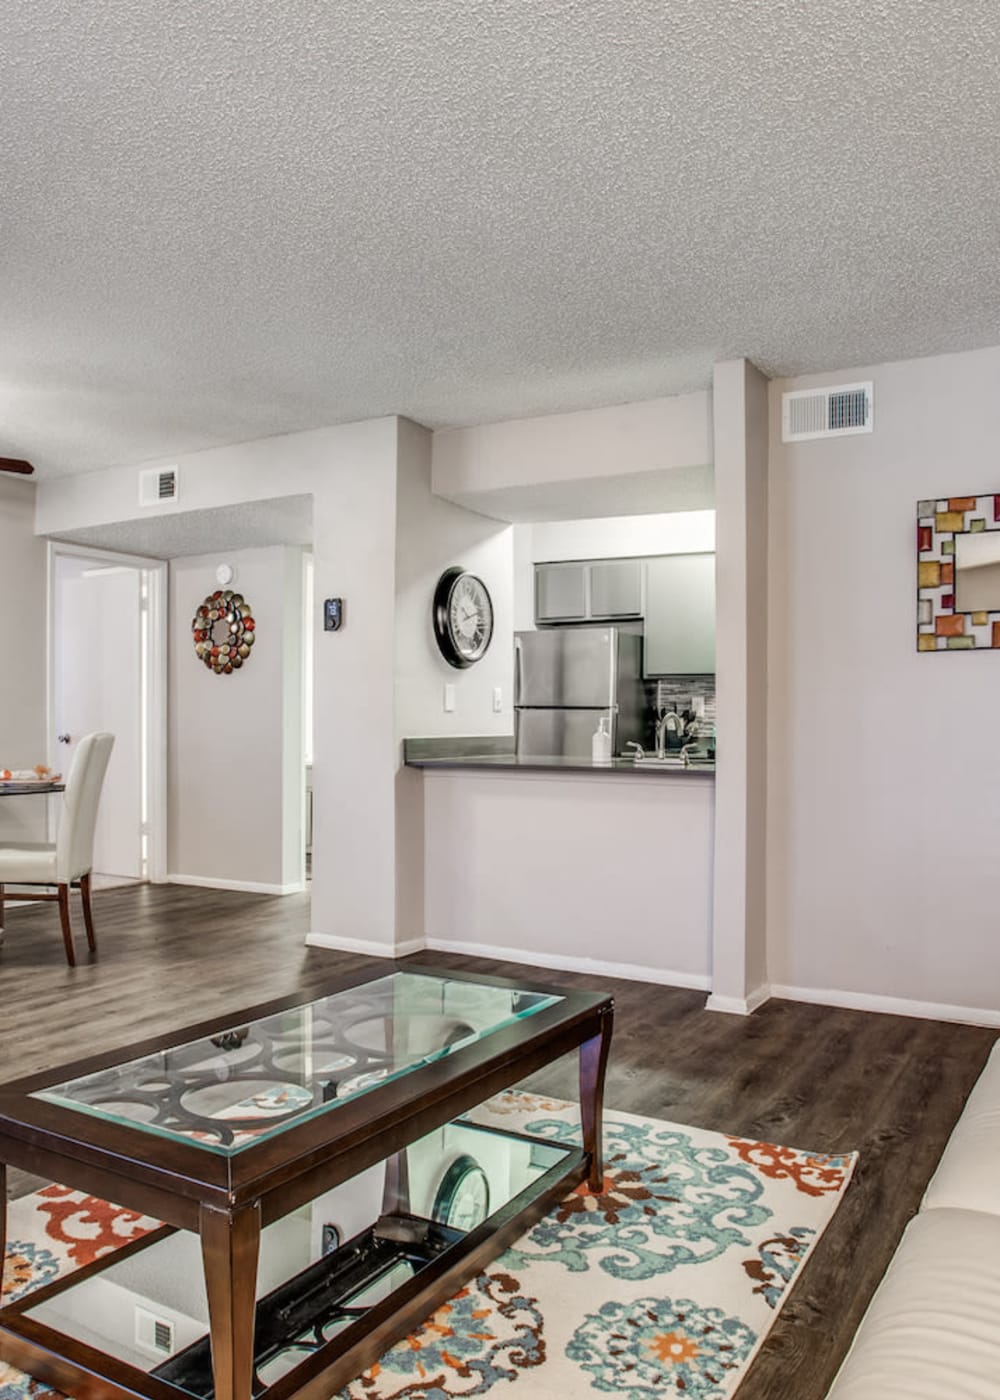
[199,1200,261,1400]
[579,1008,613,1192]
[0,1163,7,1300]
[381,1149,411,1217]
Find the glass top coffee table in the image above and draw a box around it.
[0,966,613,1400]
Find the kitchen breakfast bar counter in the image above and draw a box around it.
[403,738,715,776]
[404,737,715,991]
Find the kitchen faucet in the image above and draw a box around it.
[655,710,683,759]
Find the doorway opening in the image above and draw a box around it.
[47,543,167,885]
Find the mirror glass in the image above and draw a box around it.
[954,531,1000,612]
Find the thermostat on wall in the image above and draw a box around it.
[324,598,344,631]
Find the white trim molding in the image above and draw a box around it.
[423,937,711,991]
[305,931,424,958]
[771,983,1000,1029]
[704,984,772,1016]
[169,874,306,896]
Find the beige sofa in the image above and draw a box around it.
[827,1039,1000,1398]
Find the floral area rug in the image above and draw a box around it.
[0,1092,856,1400]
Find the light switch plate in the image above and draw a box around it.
[492,686,503,713]
[443,683,456,712]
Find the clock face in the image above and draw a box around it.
[432,1154,491,1233]
[433,568,494,668]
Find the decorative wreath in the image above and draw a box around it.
[192,590,256,674]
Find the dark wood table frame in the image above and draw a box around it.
[0,964,613,1400]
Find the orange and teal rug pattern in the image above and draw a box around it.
[1,1094,856,1400]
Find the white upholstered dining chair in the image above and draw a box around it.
[0,732,115,966]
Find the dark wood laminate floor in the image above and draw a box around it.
[1,884,995,1399]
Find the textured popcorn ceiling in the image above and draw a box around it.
[54,495,313,559]
[4,0,1000,477]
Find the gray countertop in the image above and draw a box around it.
[403,737,715,777]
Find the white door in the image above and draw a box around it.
[54,565,143,879]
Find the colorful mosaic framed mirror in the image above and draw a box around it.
[917,495,1000,651]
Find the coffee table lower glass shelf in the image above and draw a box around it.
[4,1119,581,1400]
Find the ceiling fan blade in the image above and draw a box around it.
[0,457,34,475]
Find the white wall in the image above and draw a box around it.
[709,360,769,1014]
[0,476,48,841]
[168,546,303,891]
[768,345,1000,1021]
[528,510,716,563]
[393,419,516,948]
[433,392,712,493]
[38,418,402,949]
[432,393,714,520]
[394,420,514,740]
[37,415,524,954]
[513,510,716,630]
[423,769,715,986]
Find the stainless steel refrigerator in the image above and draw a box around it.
[514,627,645,758]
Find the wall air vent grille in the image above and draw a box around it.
[782,382,873,442]
[139,465,179,506]
[134,1306,175,1357]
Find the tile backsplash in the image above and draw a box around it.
[641,674,716,747]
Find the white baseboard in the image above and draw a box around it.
[704,984,772,1016]
[305,932,424,958]
[422,936,711,991]
[168,874,306,896]
[308,935,425,957]
[771,982,1000,1028]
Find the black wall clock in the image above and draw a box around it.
[431,1154,491,1232]
[432,567,494,669]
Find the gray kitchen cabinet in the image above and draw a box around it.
[644,553,716,675]
[588,559,643,618]
[535,563,587,621]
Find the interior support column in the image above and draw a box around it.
[707,359,771,1014]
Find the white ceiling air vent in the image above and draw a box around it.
[139,464,179,506]
[781,382,873,442]
[134,1305,175,1358]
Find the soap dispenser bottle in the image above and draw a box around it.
[592,715,612,765]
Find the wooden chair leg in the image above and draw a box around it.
[57,884,76,967]
[80,872,97,953]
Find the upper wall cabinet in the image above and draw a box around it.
[534,554,716,674]
[535,563,587,621]
[535,559,643,623]
[643,553,715,676]
[588,559,643,618]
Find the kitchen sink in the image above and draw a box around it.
[631,754,713,768]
